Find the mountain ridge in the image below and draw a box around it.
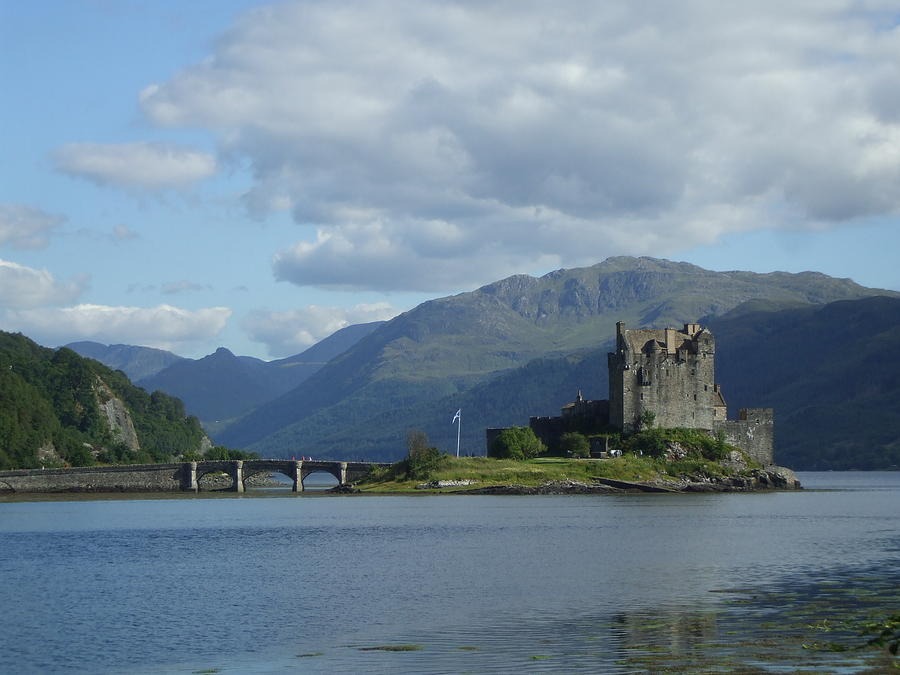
[217,256,897,456]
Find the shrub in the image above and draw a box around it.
[623,427,735,462]
[560,432,590,458]
[489,427,546,460]
[400,430,449,480]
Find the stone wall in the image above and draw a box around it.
[0,463,187,493]
[714,408,774,465]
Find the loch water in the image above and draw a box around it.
[1,472,899,673]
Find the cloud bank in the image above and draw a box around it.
[243,302,397,356]
[141,0,900,291]
[55,141,216,190]
[4,304,232,353]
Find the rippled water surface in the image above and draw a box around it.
[1,472,899,673]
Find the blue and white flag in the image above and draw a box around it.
[452,409,461,424]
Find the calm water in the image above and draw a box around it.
[1,472,899,673]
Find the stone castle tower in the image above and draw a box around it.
[608,322,726,432]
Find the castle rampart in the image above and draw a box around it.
[714,408,774,465]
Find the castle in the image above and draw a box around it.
[489,321,774,464]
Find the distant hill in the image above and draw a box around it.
[274,321,385,367]
[137,321,384,425]
[65,341,184,381]
[0,332,205,470]
[709,295,900,470]
[217,256,896,459]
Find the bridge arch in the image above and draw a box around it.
[194,461,242,491]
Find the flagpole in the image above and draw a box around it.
[456,410,461,457]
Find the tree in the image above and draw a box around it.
[489,427,546,460]
[560,432,590,458]
[403,430,448,480]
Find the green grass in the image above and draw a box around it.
[358,454,711,492]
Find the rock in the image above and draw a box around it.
[329,484,360,493]
[663,441,689,462]
[720,449,750,472]
[759,465,802,489]
[415,479,477,489]
[95,378,140,452]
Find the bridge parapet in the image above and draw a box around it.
[0,459,392,494]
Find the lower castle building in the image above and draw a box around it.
[487,321,774,464]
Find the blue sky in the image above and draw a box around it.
[3,1,900,359]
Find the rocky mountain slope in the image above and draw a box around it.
[216,257,896,460]
[0,332,206,469]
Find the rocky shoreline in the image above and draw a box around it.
[447,466,802,495]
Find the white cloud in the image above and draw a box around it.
[243,302,397,357]
[2,304,232,352]
[140,0,900,291]
[0,259,86,309]
[54,141,216,190]
[0,204,64,249]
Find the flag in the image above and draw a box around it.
[452,409,461,424]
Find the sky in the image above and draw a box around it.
[3,0,900,360]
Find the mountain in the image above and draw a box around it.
[709,295,900,470]
[137,321,384,425]
[274,321,385,367]
[65,341,185,381]
[0,332,206,470]
[217,256,895,459]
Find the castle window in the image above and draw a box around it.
[640,393,644,401]
[704,385,708,391]
[693,394,697,401]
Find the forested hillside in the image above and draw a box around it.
[710,296,900,470]
[0,332,205,470]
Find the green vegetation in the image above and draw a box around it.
[0,331,206,470]
[559,431,590,458]
[621,427,730,462]
[182,446,259,462]
[489,426,546,460]
[397,431,450,480]
[359,427,754,491]
[712,295,900,469]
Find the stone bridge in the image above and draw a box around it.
[0,459,390,494]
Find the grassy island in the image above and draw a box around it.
[357,428,800,493]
